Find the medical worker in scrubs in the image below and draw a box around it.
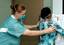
[38,7,64,45]
[0,4,55,45]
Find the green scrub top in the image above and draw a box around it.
[0,15,26,45]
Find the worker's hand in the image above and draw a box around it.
[45,27,56,34]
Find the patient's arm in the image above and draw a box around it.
[51,16,64,35]
[54,24,64,35]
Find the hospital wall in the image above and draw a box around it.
[0,0,10,24]
[43,0,62,15]
[53,0,62,15]
[43,0,53,10]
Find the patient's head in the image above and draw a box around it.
[40,7,52,21]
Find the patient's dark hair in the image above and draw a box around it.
[40,7,51,19]
[10,4,26,14]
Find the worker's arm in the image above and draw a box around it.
[25,25,37,29]
[23,27,55,36]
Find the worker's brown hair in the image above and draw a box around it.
[10,4,26,14]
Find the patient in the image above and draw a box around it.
[38,7,64,45]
